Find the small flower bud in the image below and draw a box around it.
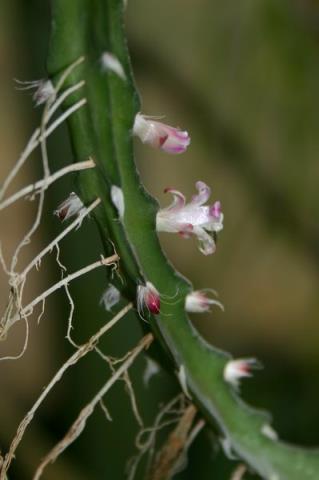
[261,423,278,441]
[223,358,261,390]
[185,290,224,313]
[54,192,85,222]
[15,78,56,106]
[133,113,190,154]
[100,284,120,312]
[100,52,126,80]
[137,281,160,316]
[111,185,125,219]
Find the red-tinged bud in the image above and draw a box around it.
[185,290,224,313]
[133,113,190,154]
[137,282,160,316]
[223,358,261,390]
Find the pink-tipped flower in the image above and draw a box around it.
[223,358,261,390]
[54,192,85,221]
[133,113,190,154]
[15,78,56,106]
[185,290,224,313]
[156,181,223,255]
[137,282,160,316]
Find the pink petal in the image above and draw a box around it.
[191,181,211,206]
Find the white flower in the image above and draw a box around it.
[100,52,126,80]
[111,185,125,219]
[137,282,160,316]
[54,192,85,221]
[100,284,120,312]
[185,290,224,313]
[133,113,190,154]
[223,358,261,390]
[156,181,223,255]
[15,78,56,106]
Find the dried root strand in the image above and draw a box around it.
[230,464,247,480]
[148,404,198,480]
[128,394,187,480]
[1,253,117,341]
[32,333,153,480]
[0,159,95,211]
[0,303,133,478]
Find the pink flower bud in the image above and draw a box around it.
[137,282,160,316]
[54,192,85,222]
[223,358,261,390]
[185,290,224,313]
[133,113,190,154]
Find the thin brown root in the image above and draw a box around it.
[32,333,153,480]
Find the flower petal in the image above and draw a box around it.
[191,181,211,206]
[194,227,216,255]
[163,187,186,211]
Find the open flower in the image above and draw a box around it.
[137,282,160,316]
[156,181,223,255]
[223,358,261,390]
[133,113,190,154]
[54,192,85,221]
[185,290,224,313]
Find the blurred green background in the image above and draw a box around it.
[1,0,319,478]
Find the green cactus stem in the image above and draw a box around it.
[47,1,319,478]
